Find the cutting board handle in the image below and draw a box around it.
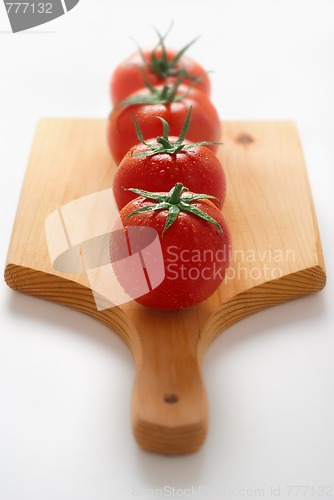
[130,311,209,455]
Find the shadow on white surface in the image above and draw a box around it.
[2,285,329,492]
[133,445,207,488]
[202,290,328,462]
[6,290,133,364]
[4,288,208,487]
[206,292,326,360]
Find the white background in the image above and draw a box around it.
[1,1,333,499]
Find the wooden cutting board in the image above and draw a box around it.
[4,119,326,455]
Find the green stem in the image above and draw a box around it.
[169,183,184,204]
[156,137,172,148]
[160,85,169,100]
[124,182,223,235]
[131,108,222,158]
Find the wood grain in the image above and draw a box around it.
[4,119,326,455]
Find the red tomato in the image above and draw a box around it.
[107,84,221,164]
[110,183,231,310]
[113,139,226,210]
[110,48,211,104]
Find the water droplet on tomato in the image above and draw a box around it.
[159,170,165,177]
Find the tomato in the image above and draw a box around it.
[113,141,225,210]
[107,83,221,165]
[110,183,231,310]
[110,48,211,104]
[112,110,225,210]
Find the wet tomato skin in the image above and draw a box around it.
[111,194,231,311]
[107,84,221,165]
[113,139,226,210]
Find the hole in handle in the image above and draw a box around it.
[163,394,179,404]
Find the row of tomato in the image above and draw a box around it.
[107,27,231,311]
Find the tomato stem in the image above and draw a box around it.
[158,85,164,99]
[114,68,209,112]
[131,107,222,157]
[132,22,202,80]
[169,182,184,204]
[124,182,222,235]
